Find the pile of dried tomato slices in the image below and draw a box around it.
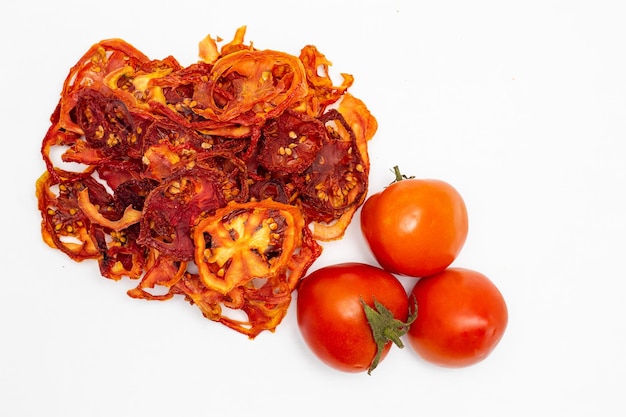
[36,27,377,338]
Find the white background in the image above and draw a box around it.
[2,1,625,416]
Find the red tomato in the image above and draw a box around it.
[407,268,508,367]
[296,263,412,374]
[360,168,468,277]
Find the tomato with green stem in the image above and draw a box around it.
[360,166,469,277]
[296,262,415,374]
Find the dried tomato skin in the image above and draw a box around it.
[128,254,187,301]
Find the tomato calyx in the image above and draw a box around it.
[390,165,415,184]
[361,295,418,375]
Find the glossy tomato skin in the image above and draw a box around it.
[360,178,468,277]
[407,268,508,367]
[296,263,409,373]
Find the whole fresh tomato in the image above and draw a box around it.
[360,167,469,277]
[407,268,508,367]
[296,262,415,374]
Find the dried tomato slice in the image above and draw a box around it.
[137,166,230,261]
[257,110,324,174]
[92,224,146,281]
[298,45,355,118]
[193,49,308,126]
[140,119,208,180]
[127,251,187,300]
[36,172,100,261]
[57,39,160,135]
[73,88,139,158]
[306,94,378,240]
[166,200,322,337]
[193,199,305,294]
[37,169,155,282]
[295,110,368,223]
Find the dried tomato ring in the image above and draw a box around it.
[193,199,305,295]
[194,49,308,125]
[57,39,156,135]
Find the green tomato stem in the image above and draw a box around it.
[391,165,415,184]
[360,296,418,375]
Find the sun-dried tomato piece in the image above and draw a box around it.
[137,166,230,261]
[193,199,305,294]
[257,110,324,174]
[127,251,187,300]
[140,119,208,180]
[103,55,182,113]
[294,110,368,224]
[298,45,354,117]
[73,89,140,158]
[56,39,159,135]
[193,49,308,126]
[37,171,153,280]
[306,94,378,240]
[36,172,100,261]
[92,224,147,281]
[167,202,322,338]
[77,188,141,232]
